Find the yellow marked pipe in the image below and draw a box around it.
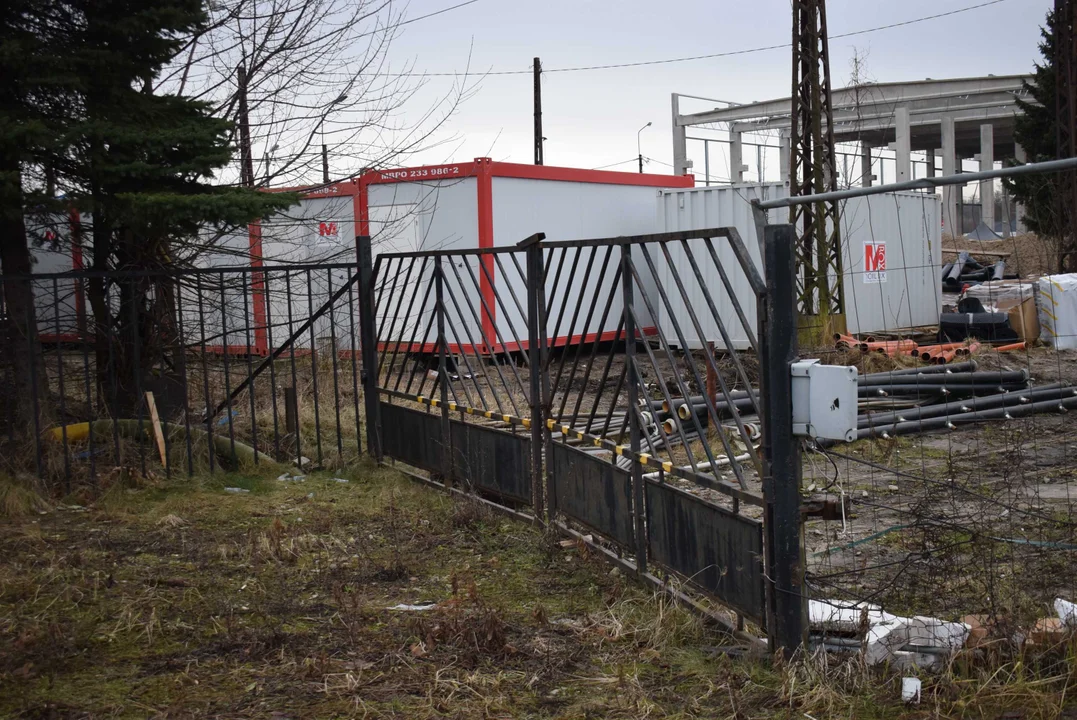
[615,446,624,456]
[639,453,651,465]
[662,461,673,472]
[47,422,90,443]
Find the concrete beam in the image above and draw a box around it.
[672,94,689,177]
[1014,143,1028,232]
[729,131,745,183]
[893,106,912,182]
[678,75,1029,126]
[732,103,1022,137]
[941,116,959,236]
[861,143,873,187]
[926,149,936,178]
[980,124,995,233]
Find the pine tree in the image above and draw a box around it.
[1005,8,1070,271]
[54,0,299,417]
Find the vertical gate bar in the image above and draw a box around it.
[357,235,381,459]
[346,278,362,457]
[175,276,193,476]
[264,270,282,461]
[217,273,236,467]
[131,277,147,477]
[195,275,214,473]
[326,269,344,459]
[522,235,546,521]
[52,278,71,488]
[434,256,452,482]
[285,271,302,465]
[305,269,323,468]
[621,244,646,575]
[79,276,98,484]
[760,223,806,655]
[240,272,259,465]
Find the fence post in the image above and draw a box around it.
[520,233,547,524]
[434,256,452,484]
[621,244,647,576]
[759,223,807,655]
[356,235,381,460]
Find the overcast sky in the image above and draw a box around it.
[363,0,1052,176]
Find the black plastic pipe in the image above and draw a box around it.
[855,395,1077,440]
[859,360,978,382]
[858,383,1074,428]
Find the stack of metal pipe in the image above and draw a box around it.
[645,358,1077,444]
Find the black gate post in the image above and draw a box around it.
[357,235,381,460]
[759,223,807,655]
[621,244,647,576]
[434,256,452,483]
[520,233,548,523]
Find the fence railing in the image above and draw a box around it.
[0,262,366,486]
[362,226,803,647]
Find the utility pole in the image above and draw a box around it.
[534,57,544,165]
[237,63,255,187]
[322,144,330,184]
[790,0,846,344]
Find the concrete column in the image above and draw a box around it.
[729,130,745,183]
[860,143,873,187]
[1014,143,1028,232]
[779,129,791,184]
[893,106,912,182]
[979,123,995,234]
[941,116,958,236]
[671,94,689,177]
[926,149,936,178]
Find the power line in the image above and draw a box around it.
[390,0,1010,78]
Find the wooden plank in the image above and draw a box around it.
[145,391,167,466]
[942,247,1012,258]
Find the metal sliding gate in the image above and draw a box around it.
[359,226,800,646]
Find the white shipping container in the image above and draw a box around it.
[656,183,942,348]
[363,159,694,352]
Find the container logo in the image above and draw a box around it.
[318,222,339,237]
[864,242,886,283]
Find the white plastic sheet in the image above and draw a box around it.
[1038,274,1077,350]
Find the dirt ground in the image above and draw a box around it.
[5,464,1077,718]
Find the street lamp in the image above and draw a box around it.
[637,121,652,174]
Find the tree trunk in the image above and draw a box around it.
[0,151,51,438]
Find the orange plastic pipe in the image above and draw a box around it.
[995,341,1027,352]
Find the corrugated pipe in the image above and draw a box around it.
[858,383,1074,428]
[855,395,1077,440]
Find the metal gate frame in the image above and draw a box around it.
[356,225,805,652]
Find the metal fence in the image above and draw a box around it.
[361,226,803,647]
[0,262,366,487]
[753,157,1077,658]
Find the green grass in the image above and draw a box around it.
[2,462,1077,718]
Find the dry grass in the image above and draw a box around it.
[2,463,1077,718]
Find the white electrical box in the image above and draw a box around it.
[791,359,859,442]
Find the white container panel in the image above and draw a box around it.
[838,191,942,335]
[368,178,479,347]
[656,183,942,348]
[490,178,663,347]
[21,215,81,339]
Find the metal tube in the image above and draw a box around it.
[756,156,1077,209]
[858,383,1073,428]
[857,395,1077,440]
